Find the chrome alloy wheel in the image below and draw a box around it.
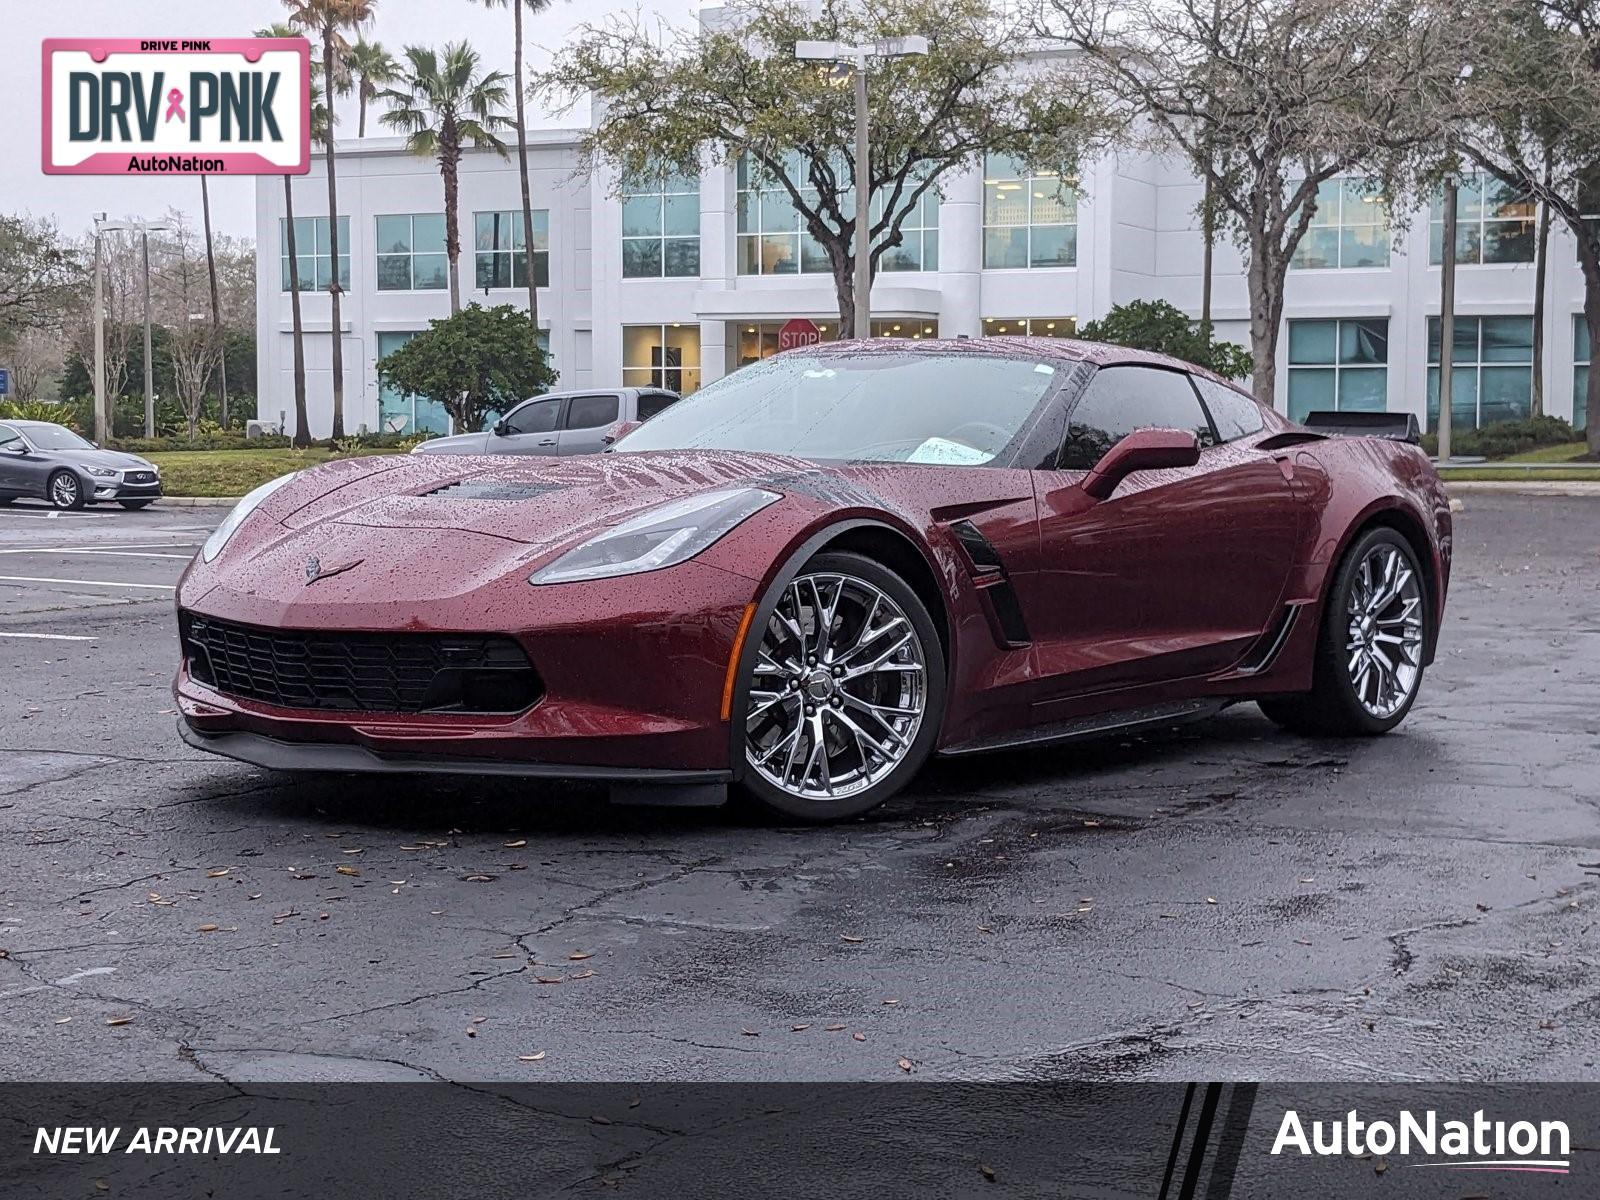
[51,473,81,508]
[1345,543,1424,719]
[745,571,928,801]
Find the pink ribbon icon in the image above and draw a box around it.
[164,88,185,123]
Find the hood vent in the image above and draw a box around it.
[423,480,562,501]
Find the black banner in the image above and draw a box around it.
[2,1084,1593,1197]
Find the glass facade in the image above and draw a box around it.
[280,216,350,292]
[736,154,938,276]
[731,319,937,369]
[1286,319,1389,422]
[982,152,1077,269]
[623,324,701,394]
[1427,316,1534,430]
[622,171,701,278]
[473,210,550,290]
[375,331,450,435]
[1429,173,1536,265]
[375,214,447,291]
[1291,179,1389,269]
[981,317,1078,337]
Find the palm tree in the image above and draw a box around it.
[284,0,373,440]
[381,43,511,314]
[346,37,398,137]
[471,0,550,336]
[258,22,330,448]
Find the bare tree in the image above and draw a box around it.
[1040,0,1466,405]
[4,328,66,402]
[152,217,220,438]
[1452,0,1600,452]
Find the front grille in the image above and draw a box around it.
[126,471,157,484]
[180,613,542,714]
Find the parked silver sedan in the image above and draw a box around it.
[411,387,680,457]
[0,420,163,510]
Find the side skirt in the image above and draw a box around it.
[937,698,1231,758]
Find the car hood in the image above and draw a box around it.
[193,450,819,612]
[278,449,821,553]
[412,431,491,455]
[48,448,155,471]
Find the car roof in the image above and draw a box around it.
[8,420,69,429]
[521,387,674,402]
[796,336,1248,394]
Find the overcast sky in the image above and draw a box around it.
[9,0,702,239]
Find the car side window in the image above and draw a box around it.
[636,392,678,421]
[1193,376,1266,442]
[566,395,621,430]
[0,424,19,450]
[1058,366,1217,470]
[505,398,561,435]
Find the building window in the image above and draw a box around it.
[981,317,1078,338]
[375,214,447,291]
[1286,319,1389,422]
[731,319,936,368]
[735,154,939,276]
[623,324,701,394]
[473,210,550,290]
[375,331,451,435]
[1427,316,1533,431]
[1429,172,1535,265]
[280,216,350,292]
[983,152,1077,269]
[1575,315,1591,433]
[622,171,700,278]
[1291,179,1389,269]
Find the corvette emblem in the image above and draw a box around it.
[303,556,364,586]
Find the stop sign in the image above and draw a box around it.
[777,318,823,351]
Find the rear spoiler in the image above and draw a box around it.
[1302,410,1421,445]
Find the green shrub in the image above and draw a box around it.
[1419,415,1576,459]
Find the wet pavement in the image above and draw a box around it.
[0,495,1596,1082]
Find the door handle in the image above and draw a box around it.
[537,438,557,446]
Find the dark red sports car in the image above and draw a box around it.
[174,338,1450,821]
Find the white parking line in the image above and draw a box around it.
[0,548,193,560]
[0,631,98,641]
[0,575,176,591]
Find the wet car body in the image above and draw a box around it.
[173,338,1450,819]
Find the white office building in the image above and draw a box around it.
[254,125,1591,439]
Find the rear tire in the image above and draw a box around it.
[48,471,85,510]
[735,551,945,822]
[1259,527,1428,737]
[118,500,154,510]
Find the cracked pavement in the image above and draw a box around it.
[0,495,1596,1082]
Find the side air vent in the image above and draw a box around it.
[1235,603,1303,675]
[423,481,561,501]
[948,519,1030,648]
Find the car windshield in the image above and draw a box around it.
[25,423,92,450]
[615,352,1060,465]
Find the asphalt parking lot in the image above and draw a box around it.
[0,493,1596,1083]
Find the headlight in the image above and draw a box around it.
[88,467,118,479]
[201,473,297,563]
[528,487,780,585]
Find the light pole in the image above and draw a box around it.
[94,217,172,440]
[795,36,929,339]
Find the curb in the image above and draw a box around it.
[1444,481,1600,497]
[158,496,242,507]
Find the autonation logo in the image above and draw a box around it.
[1272,1108,1571,1175]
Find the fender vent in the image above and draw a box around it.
[949,519,1030,647]
[1235,604,1303,675]
[423,481,561,501]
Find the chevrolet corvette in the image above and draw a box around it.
[174,338,1450,821]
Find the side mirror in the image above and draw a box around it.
[600,419,642,447]
[492,419,511,438]
[1080,428,1200,501]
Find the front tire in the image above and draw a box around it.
[48,471,85,510]
[1259,527,1428,737]
[736,551,945,822]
